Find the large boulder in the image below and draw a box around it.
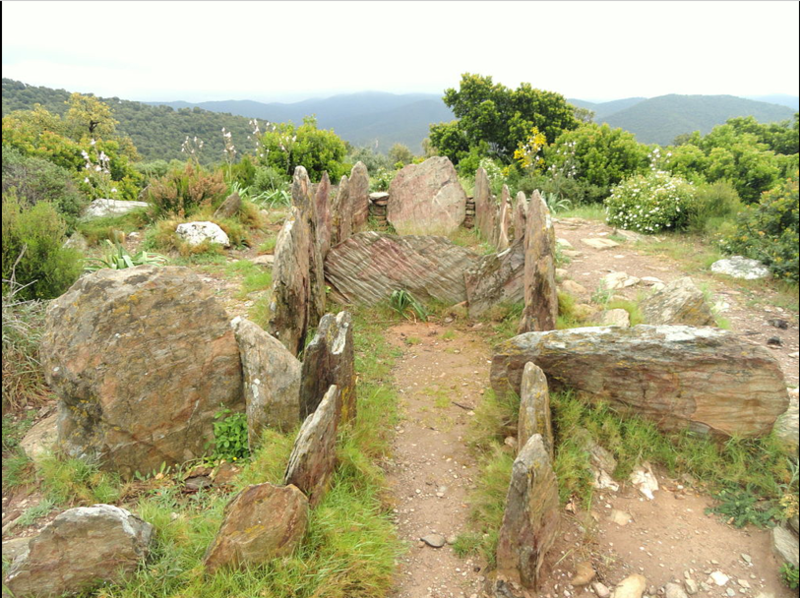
[711,256,770,280]
[491,325,789,437]
[284,385,340,506]
[40,266,243,477]
[640,277,715,326]
[203,483,308,574]
[519,190,557,333]
[231,317,301,448]
[348,161,370,232]
[4,505,153,598]
[176,221,231,247]
[387,156,467,235]
[495,434,559,591]
[82,198,149,220]
[300,311,356,421]
[474,166,495,244]
[324,231,479,305]
[465,240,525,318]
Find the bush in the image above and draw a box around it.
[2,147,88,231]
[146,162,227,218]
[2,192,83,300]
[688,180,743,233]
[720,172,799,283]
[605,171,695,234]
[2,282,48,409]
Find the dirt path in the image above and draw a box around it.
[384,322,490,598]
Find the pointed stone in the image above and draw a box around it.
[517,362,553,458]
[512,191,528,243]
[332,174,352,245]
[464,240,525,318]
[640,277,715,327]
[284,385,340,506]
[519,190,557,333]
[214,192,241,219]
[315,172,332,258]
[203,483,307,574]
[231,317,301,447]
[474,167,495,244]
[496,434,559,591]
[496,186,512,251]
[299,311,356,421]
[348,161,370,232]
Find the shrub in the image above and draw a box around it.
[688,180,743,233]
[720,172,799,283]
[2,147,88,231]
[605,171,695,234]
[146,162,227,218]
[210,407,249,462]
[2,192,82,300]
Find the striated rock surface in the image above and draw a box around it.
[176,221,230,247]
[82,198,148,219]
[325,231,479,305]
[495,434,559,591]
[332,174,351,245]
[491,325,789,437]
[4,505,153,598]
[204,483,308,574]
[519,190,558,333]
[299,311,356,421]
[495,186,513,252]
[231,317,301,447]
[512,191,528,244]
[284,385,340,506]
[465,240,525,318]
[40,266,243,477]
[315,172,332,258]
[517,362,553,457]
[348,161,370,232]
[773,389,798,449]
[640,277,715,326]
[474,167,495,244]
[387,157,466,235]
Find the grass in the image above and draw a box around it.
[448,227,495,254]
[16,497,57,527]
[259,234,278,253]
[558,203,606,221]
[224,259,273,299]
[605,298,644,326]
[75,209,150,245]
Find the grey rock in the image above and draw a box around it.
[519,190,557,333]
[772,525,799,567]
[465,240,525,318]
[601,308,631,328]
[1,537,32,564]
[640,277,715,327]
[176,221,231,247]
[684,579,698,595]
[213,192,241,219]
[665,582,688,598]
[474,167,496,245]
[711,256,770,280]
[772,390,798,450]
[348,162,370,232]
[593,582,611,598]
[315,172,332,259]
[82,198,149,220]
[517,362,553,458]
[19,412,58,463]
[421,533,446,548]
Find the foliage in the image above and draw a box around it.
[720,172,799,283]
[75,208,150,246]
[210,407,249,462]
[147,162,228,218]
[605,171,696,233]
[705,485,780,528]
[260,116,348,182]
[687,180,743,233]
[388,143,415,166]
[369,168,396,192]
[389,289,429,322]
[478,157,507,196]
[2,147,88,230]
[83,239,167,272]
[348,146,393,173]
[37,453,122,505]
[430,73,579,165]
[2,192,83,300]
[781,563,799,590]
[513,126,547,172]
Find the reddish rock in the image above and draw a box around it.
[387,157,467,235]
[332,174,352,245]
[519,191,557,333]
[496,185,513,251]
[348,161,370,232]
[315,172,332,258]
[512,191,528,243]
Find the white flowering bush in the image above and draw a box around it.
[605,171,695,233]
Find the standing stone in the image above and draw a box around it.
[294,166,326,327]
[519,190,557,333]
[299,312,356,421]
[214,192,241,219]
[315,172,332,258]
[40,266,243,478]
[491,326,790,437]
[203,483,308,574]
[517,363,553,458]
[475,167,495,244]
[231,317,301,448]
[773,388,798,450]
[640,277,715,326]
[496,186,513,252]
[387,157,467,235]
[4,505,153,598]
[284,385,341,506]
[465,240,525,318]
[348,161,370,232]
[512,191,528,244]
[332,175,352,245]
[324,232,479,305]
[495,434,559,591]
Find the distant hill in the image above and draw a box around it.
[148,92,455,154]
[569,97,647,120]
[744,94,799,110]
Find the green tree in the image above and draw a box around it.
[64,92,118,140]
[388,143,415,166]
[429,73,579,165]
[260,116,348,182]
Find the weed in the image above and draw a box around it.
[16,497,57,527]
[209,407,249,463]
[75,209,150,246]
[2,450,35,491]
[706,485,780,528]
[37,454,122,506]
[83,239,167,272]
[389,289,429,322]
[259,234,278,253]
[442,329,456,341]
[605,298,644,326]
[781,563,799,590]
[591,283,613,306]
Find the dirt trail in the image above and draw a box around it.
[385,322,490,598]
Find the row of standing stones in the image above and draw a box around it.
[7,157,798,597]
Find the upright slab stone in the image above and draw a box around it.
[332,174,351,245]
[491,325,790,437]
[4,505,153,598]
[299,311,356,421]
[203,483,308,574]
[214,192,241,219]
[231,317,301,447]
[496,185,512,251]
[640,276,715,326]
[387,156,467,235]
[324,231,479,305]
[474,167,495,243]
[349,161,370,232]
[294,166,326,327]
[519,190,557,333]
[315,172,332,258]
[512,191,528,244]
[40,266,243,478]
[465,240,525,318]
[284,385,341,506]
[495,434,559,591]
[518,362,553,458]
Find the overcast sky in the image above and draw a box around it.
[2,1,798,104]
